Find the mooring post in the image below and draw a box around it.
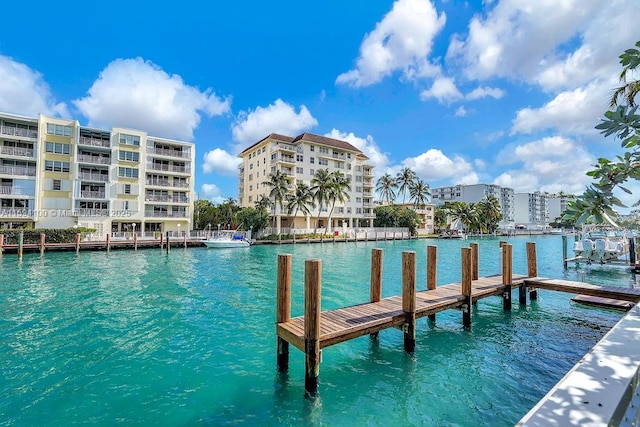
[427,245,437,321]
[629,237,636,267]
[502,244,512,310]
[183,232,187,249]
[402,251,417,353]
[527,242,538,300]
[39,233,45,254]
[106,233,111,252]
[276,254,292,372]
[562,234,568,269]
[75,233,81,253]
[370,248,383,339]
[470,242,479,280]
[160,232,164,249]
[166,231,170,253]
[304,259,322,395]
[133,232,138,251]
[0,233,4,257]
[461,247,472,328]
[17,230,24,259]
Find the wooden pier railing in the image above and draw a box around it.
[275,242,640,395]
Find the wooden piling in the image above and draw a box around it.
[527,242,538,300]
[370,248,383,339]
[461,247,472,327]
[502,244,512,310]
[17,230,23,259]
[106,233,111,251]
[134,233,138,251]
[276,254,292,371]
[470,242,479,280]
[39,233,45,254]
[160,232,164,249]
[0,233,4,257]
[183,232,187,248]
[562,234,568,268]
[402,251,416,353]
[166,231,170,253]
[427,245,437,321]
[304,259,322,395]
[629,238,636,266]
[75,233,81,253]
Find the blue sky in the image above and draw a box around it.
[0,0,637,207]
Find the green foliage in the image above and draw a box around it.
[235,207,270,235]
[373,205,420,235]
[193,198,241,230]
[1,227,96,244]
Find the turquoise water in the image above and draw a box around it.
[0,235,633,426]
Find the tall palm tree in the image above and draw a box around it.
[286,183,315,228]
[409,179,431,208]
[376,173,397,205]
[311,168,333,231]
[477,196,502,234]
[610,40,640,107]
[254,194,271,211]
[326,171,351,232]
[265,170,290,231]
[445,201,479,234]
[396,167,417,205]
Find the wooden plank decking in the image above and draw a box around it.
[277,275,640,352]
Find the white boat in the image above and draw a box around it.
[204,230,251,248]
[572,227,630,264]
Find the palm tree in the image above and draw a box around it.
[396,167,417,204]
[254,194,271,211]
[610,40,640,107]
[376,173,397,205]
[311,168,333,231]
[445,201,479,234]
[409,179,431,208]
[477,196,502,234]
[265,170,290,232]
[326,171,351,232]
[286,183,315,229]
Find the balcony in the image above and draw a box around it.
[0,146,34,158]
[363,213,376,218]
[363,179,374,187]
[331,153,346,160]
[75,208,108,217]
[77,154,111,165]
[145,195,172,202]
[78,136,110,148]
[147,147,190,159]
[274,155,295,165]
[78,172,109,182]
[0,165,37,177]
[148,164,189,174]
[271,143,296,153]
[80,191,106,199]
[144,210,188,218]
[146,178,170,187]
[0,126,37,139]
[0,186,33,196]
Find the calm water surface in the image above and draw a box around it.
[0,235,634,426]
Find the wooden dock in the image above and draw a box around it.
[275,242,640,394]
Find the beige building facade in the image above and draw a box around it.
[238,132,375,233]
[0,112,195,235]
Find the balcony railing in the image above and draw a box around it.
[78,136,110,148]
[75,208,108,217]
[172,181,189,188]
[0,146,34,157]
[363,213,376,218]
[0,165,37,177]
[332,153,346,160]
[147,147,190,158]
[148,164,188,173]
[0,126,37,139]
[146,178,170,187]
[145,195,172,202]
[78,172,109,182]
[275,155,295,164]
[271,144,296,152]
[77,154,111,165]
[0,186,33,196]
[144,211,188,218]
[80,191,106,199]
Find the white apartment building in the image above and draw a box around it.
[513,192,550,229]
[238,132,375,233]
[548,195,573,222]
[431,183,515,228]
[0,112,195,235]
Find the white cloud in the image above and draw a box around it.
[0,55,68,117]
[324,129,390,172]
[202,148,242,175]
[231,99,318,146]
[455,106,467,117]
[511,80,609,136]
[466,86,505,100]
[493,136,594,194]
[419,76,463,103]
[336,0,446,87]
[402,148,474,181]
[73,57,230,141]
[200,183,225,204]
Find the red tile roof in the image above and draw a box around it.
[238,132,369,160]
[238,133,294,155]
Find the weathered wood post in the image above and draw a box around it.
[17,230,24,259]
[75,233,81,253]
[166,231,170,253]
[402,251,416,353]
[0,233,4,257]
[562,234,568,268]
[133,232,138,251]
[370,248,383,339]
[427,245,437,321]
[502,244,512,310]
[39,233,45,254]
[304,258,322,395]
[629,237,636,267]
[159,232,164,249]
[276,254,292,371]
[527,242,538,300]
[106,233,111,252]
[470,242,479,281]
[461,247,472,328]
[183,232,187,248]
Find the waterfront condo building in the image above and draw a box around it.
[238,132,375,233]
[0,112,195,235]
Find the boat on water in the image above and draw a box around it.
[572,226,630,264]
[203,230,251,248]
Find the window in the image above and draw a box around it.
[249,185,253,191]
[124,184,131,194]
[296,155,303,162]
[271,153,277,161]
[296,179,303,185]
[249,174,253,181]
[45,142,70,154]
[310,157,315,164]
[250,163,254,169]
[119,134,140,146]
[296,167,303,174]
[347,164,351,170]
[310,169,315,176]
[46,123,72,137]
[318,159,328,166]
[124,201,129,211]
[44,160,70,172]
[262,147,266,153]
[347,153,351,159]
[118,167,139,178]
[119,150,140,162]
[52,179,61,190]
[356,197,362,203]
[319,147,329,154]
[310,145,315,152]
[335,161,343,169]
[347,208,352,214]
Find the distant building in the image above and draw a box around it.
[237,132,375,232]
[513,192,550,229]
[0,112,195,235]
[395,202,436,234]
[548,194,574,222]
